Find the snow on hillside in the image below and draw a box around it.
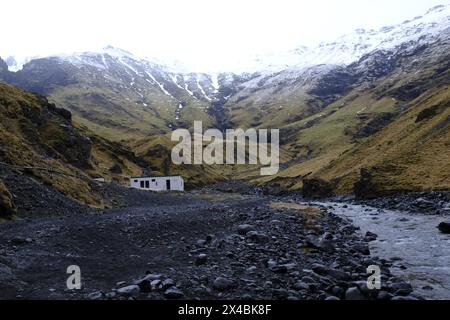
[244,4,450,73]
[3,4,450,74]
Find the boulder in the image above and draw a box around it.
[117,285,140,297]
[438,222,450,234]
[109,164,123,174]
[354,168,381,200]
[302,178,334,199]
[415,106,438,123]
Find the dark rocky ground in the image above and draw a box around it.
[0,179,421,300]
[352,191,450,216]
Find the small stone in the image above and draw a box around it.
[364,231,378,242]
[312,264,351,281]
[391,282,413,296]
[117,285,140,297]
[246,266,257,273]
[272,289,289,299]
[86,291,103,300]
[212,277,233,291]
[164,287,184,299]
[151,279,162,291]
[105,292,117,299]
[325,296,340,300]
[161,279,175,290]
[270,265,288,274]
[391,295,418,301]
[415,198,434,208]
[195,254,208,266]
[134,274,162,292]
[293,281,310,291]
[352,242,370,255]
[345,287,365,300]
[246,231,268,242]
[237,224,255,235]
[377,291,393,300]
[10,237,32,245]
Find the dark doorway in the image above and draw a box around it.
[166,179,171,190]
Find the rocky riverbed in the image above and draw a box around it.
[0,188,419,300]
[315,202,450,300]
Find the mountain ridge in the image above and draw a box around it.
[3,4,450,75]
[1,3,449,198]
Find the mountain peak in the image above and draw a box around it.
[100,46,136,58]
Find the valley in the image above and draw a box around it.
[0,186,438,300]
[0,3,449,302]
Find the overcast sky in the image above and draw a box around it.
[1,0,449,71]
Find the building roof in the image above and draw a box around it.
[130,175,183,179]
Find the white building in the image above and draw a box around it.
[130,176,184,192]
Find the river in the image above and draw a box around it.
[317,202,450,299]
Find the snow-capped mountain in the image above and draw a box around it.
[1,3,450,140]
[5,4,450,75]
[244,4,450,73]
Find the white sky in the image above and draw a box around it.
[1,0,449,72]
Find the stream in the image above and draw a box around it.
[317,202,450,299]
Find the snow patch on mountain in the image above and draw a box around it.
[197,79,212,101]
[244,4,450,73]
[145,71,174,98]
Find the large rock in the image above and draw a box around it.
[117,285,140,297]
[390,282,413,296]
[312,264,351,281]
[438,222,450,234]
[164,287,184,299]
[237,224,255,235]
[302,178,334,199]
[354,168,381,200]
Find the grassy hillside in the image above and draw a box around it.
[0,83,147,212]
[318,85,450,196]
[251,46,450,196]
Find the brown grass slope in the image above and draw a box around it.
[317,85,450,196]
[0,83,147,213]
[251,43,450,196]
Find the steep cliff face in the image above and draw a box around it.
[0,83,148,214]
[0,180,15,217]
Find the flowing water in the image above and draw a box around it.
[317,202,450,299]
